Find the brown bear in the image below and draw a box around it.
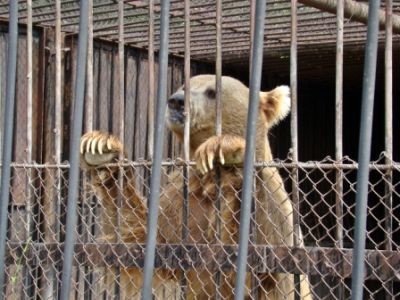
[80,75,312,299]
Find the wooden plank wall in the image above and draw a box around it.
[0,25,211,298]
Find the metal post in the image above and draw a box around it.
[141,1,170,298]
[181,1,191,298]
[350,1,380,300]
[60,1,89,299]
[25,0,34,297]
[384,0,393,299]
[335,0,344,298]
[234,0,266,299]
[115,1,125,297]
[0,0,18,290]
[83,1,94,297]
[147,0,155,160]
[50,1,62,298]
[290,1,301,299]
[215,1,223,298]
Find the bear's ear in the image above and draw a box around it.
[259,85,291,127]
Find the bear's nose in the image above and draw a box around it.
[168,91,185,110]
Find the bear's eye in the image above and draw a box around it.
[205,88,216,99]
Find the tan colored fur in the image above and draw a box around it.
[80,75,312,299]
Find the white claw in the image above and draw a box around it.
[219,148,225,165]
[208,153,214,171]
[86,138,92,154]
[80,137,88,154]
[107,138,112,150]
[91,137,98,155]
[98,139,104,155]
[202,157,208,174]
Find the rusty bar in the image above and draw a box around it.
[115,0,125,297]
[215,0,222,137]
[335,0,344,249]
[42,1,62,298]
[182,0,191,245]
[5,160,400,171]
[0,0,18,289]
[60,0,89,298]
[234,0,266,298]
[181,1,191,298]
[117,0,125,166]
[384,0,393,250]
[25,0,34,296]
[214,0,224,278]
[214,1,223,297]
[350,1,380,300]
[141,0,170,298]
[55,0,62,164]
[83,0,94,297]
[147,0,155,159]
[85,0,94,132]
[249,1,257,298]
[4,243,400,281]
[249,0,255,74]
[335,1,344,298]
[290,1,301,299]
[384,0,393,298]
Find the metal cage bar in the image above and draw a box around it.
[0,0,18,290]
[384,0,393,298]
[147,0,155,159]
[181,0,191,298]
[350,1,381,300]
[335,0,344,298]
[290,1,301,298]
[60,1,89,299]
[234,0,267,298]
[141,1,171,298]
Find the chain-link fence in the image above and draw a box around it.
[0,0,399,299]
[3,154,399,299]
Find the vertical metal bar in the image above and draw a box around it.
[214,1,223,297]
[115,1,125,297]
[49,1,62,298]
[234,0,266,299]
[181,1,191,298]
[384,0,393,299]
[0,0,18,290]
[350,1,380,300]
[60,1,89,299]
[25,0,34,297]
[55,1,62,164]
[85,0,94,132]
[249,0,255,75]
[118,0,125,142]
[248,3,258,298]
[290,1,301,299]
[335,0,344,298]
[215,0,222,138]
[147,0,154,160]
[141,1,170,298]
[83,1,94,297]
[182,0,191,245]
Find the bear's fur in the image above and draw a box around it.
[80,75,312,299]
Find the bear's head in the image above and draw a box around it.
[167,74,290,158]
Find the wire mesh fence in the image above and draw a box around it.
[3,153,399,299]
[0,1,399,299]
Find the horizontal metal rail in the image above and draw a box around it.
[6,160,399,170]
[4,243,400,282]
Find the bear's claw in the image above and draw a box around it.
[80,131,123,166]
[194,135,245,175]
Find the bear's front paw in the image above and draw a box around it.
[80,131,123,166]
[194,135,245,174]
